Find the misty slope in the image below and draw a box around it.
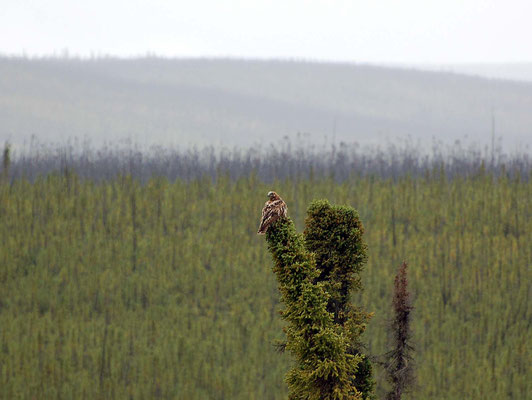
[424,63,532,83]
[1,57,531,150]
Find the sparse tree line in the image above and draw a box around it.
[3,140,530,183]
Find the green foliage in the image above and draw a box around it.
[304,199,374,398]
[0,172,530,399]
[265,217,363,399]
[305,200,368,315]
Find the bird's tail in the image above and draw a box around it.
[257,222,267,234]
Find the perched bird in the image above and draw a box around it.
[257,191,288,234]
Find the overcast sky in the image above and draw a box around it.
[1,0,531,63]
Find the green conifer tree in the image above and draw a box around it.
[304,200,375,399]
[266,216,363,400]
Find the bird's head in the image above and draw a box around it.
[267,191,280,200]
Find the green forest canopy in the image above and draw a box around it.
[0,166,529,399]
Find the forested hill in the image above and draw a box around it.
[1,57,532,150]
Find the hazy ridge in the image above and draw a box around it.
[412,62,532,83]
[1,57,531,151]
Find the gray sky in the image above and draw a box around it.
[1,0,531,63]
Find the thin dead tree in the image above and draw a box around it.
[385,261,415,400]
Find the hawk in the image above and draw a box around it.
[257,191,288,234]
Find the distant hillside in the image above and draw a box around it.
[1,57,531,151]
[415,63,532,83]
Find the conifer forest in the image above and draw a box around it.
[0,143,530,399]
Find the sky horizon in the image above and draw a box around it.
[2,0,532,64]
[2,52,532,66]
